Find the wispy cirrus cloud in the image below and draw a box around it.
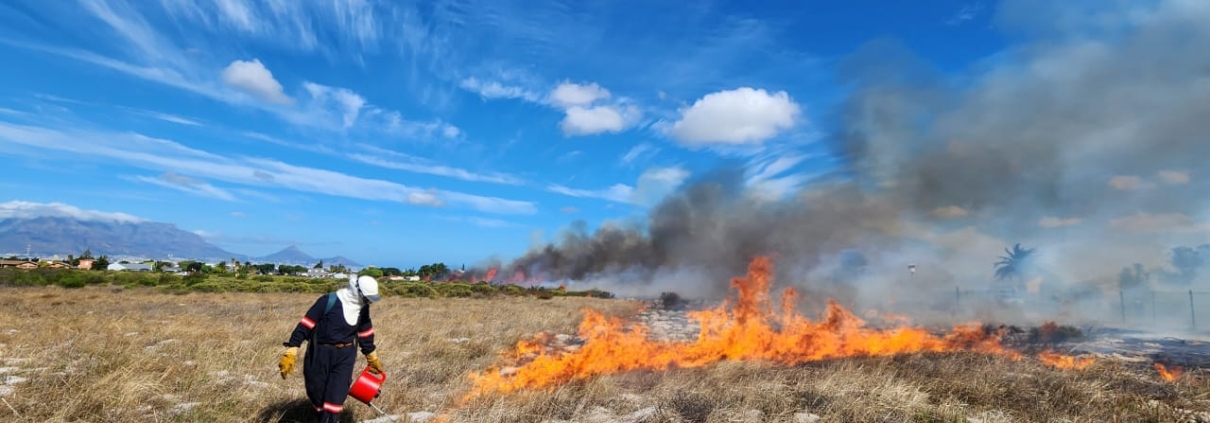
[459,77,541,102]
[349,145,525,186]
[123,171,238,201]
[947,2,984,26]
[0,120,537,215]
[32,93,204,127]
[4,0,456,141]
[548,166,690,205]
[620,143,658,165]
[437,215,520,228]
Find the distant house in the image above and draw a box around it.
[0,260,37,270]
[45,262,73,269]
[404,275,421,282]
[305,268,331,278]
[77,258,94,270]
[108,263,153,272]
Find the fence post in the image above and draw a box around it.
[1120,287,1126,322]
[1190,290,1196,329]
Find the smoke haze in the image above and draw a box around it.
[477,0,1210,325]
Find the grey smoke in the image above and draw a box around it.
[477,0,1210,322]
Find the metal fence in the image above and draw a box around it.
[941,286,1210,330]
[1119,289,1210,329]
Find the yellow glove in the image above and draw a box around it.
[279,347,299,379]
[366,350,384,374]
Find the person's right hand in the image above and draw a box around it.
[279,347,299,379]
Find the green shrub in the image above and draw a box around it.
[435,283,474,298]
[189,281,229,293]
[391,282,438,298]
[470,281,497,295]
[183,273,208,286]
[253,275,275,282]
[58,273,86,288]
[563,289,615,299]
[501,284,525,296]
[159,273,182,285]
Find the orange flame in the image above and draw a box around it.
[1155,362,1184,382]
[485,268,498,282]
[1037,350,1095,370]
[462,256,1056,401]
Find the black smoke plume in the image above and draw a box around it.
[475,0,1210,316]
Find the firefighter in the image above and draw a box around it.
[278,275,385,422]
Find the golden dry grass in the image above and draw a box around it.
[0,285,1207,423]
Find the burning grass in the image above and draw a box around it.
[462,257,1094,400]
[0,258,1207,422]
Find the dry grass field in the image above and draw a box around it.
[1,283,1208,423]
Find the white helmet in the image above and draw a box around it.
[352,275,382,303]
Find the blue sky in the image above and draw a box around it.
[0,0,1003,269]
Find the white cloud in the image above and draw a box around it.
[560,105,639,136]
[931,205,971,219]
[547,81,642,136]
[0,121,537,215]
[1108,175,1149,190]
[221,59,292,105]
[0,200,145,223]
[1038,216,1082,228]
[231,211,246,217]
[548,166,690,205]
[666,87,801,146]
[126,172,237,201]
[1158,170,1190,185]
[1110,212,1207,233]
[548,81,611,108]
[459,77,541,102]
[459,77,641,136]
[407,190,444,207]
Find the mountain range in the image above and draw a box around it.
[0,216,360,267]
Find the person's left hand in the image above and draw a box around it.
[366,350,384,374]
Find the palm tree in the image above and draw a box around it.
[994,243,1036,283]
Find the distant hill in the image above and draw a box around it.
[319,255,362,268]
[256,245,314,265]
[253,246,362,268]
[0,216,243,261]
[0,216,361,267]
